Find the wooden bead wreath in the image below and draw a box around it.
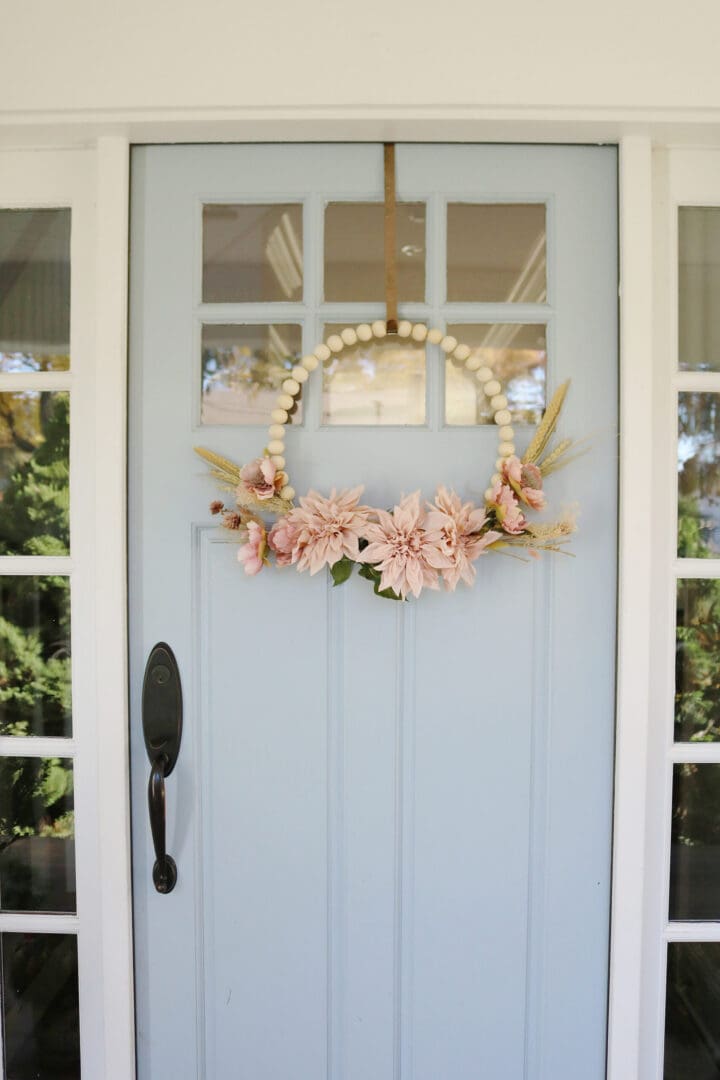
[196,320,580,602]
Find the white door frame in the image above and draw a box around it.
[0,119,703,1079]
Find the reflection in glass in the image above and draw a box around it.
[0,391,69,555]
[678,392,720,557]
[445,324,546,426]
[0,757,75,913]
[664,942,720,1079]
[679,207,720,372]
[324,202,425,302]
[202,204,303,302]
[322,327,425,426]
[0,576,71,738]
[675,580,720,743]
[0,208,71,373]
[447,203,546,303]
[2,932,80,1078]
[201,324,302,425]
[669,764,720,921]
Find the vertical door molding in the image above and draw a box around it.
[607,134,656,1080]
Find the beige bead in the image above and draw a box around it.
[494,409,512,426]
[427,328,443,345]
[270,455,285,468]
[282,378,300,396]
[341,327,358,346]
[301,354,319,371]
[490,394,508,410]
[484,487,495,502]
[495,458,505,471]
[327,334,344,353]
[397,320,412,337]
[371,320,387,338]
[412,324,428,341]
[277,393,294,410]
[453,344,471,362]
[314,343,331,362]
[267,439,285,455]
[280,485,295,501]
[499,441,516,457]
[465,355,482,371]
[268,424,285,439]
[292,365,309,383]
[491,473,501,485]
[476,366,493,383]
[271,408,289,423]
[440,335,458,354]
[499,425,514,441]
[485,379,502,397]
[356,323,373,342]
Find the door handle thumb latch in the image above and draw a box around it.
[142,642,183,894]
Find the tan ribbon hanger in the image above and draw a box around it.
[384,143,399,334]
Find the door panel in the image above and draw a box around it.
[129,144,618,1079]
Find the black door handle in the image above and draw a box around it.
[142,643,183,894]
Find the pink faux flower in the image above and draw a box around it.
[425,486,503,590]
[237,520,267,576]
[501,456,546,510]
[239,457,284,502]
[360,491,452,599]
[267,517,300,567]
[487,481,527,535]
[285,487,371,575]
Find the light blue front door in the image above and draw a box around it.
[129,144,618,1079]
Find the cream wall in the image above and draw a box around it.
[2,0,719,118]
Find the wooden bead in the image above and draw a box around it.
[499,425,514,441]
[371,320,387,338]
[341,327,358,346]
[495,458,505,471]
[427,328,443,345]
[465,356,482,372]
[412,324,428,341]
[292,365,309,383]
[397,320,412,337]
[277,393,294,410]
[314,344,331,362]
[491,473,501,485]
[476,367,493,383]
[282,378,300,396]
[485,379,502,397]
[280,485,295,501]
[327,334,343,353]
[267,439,285,455]
[499,442,516,457]
[356,323,373,341]
[270,455,285,468]
[453,344,471,362]
[268,424,285,439]
[301,354,319,371]
[440,335,458,353]
[494,409,512,426]
[490,394,508,410]
[271,408,289,423]
[484,487,495,502]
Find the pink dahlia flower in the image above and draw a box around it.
[267,517,300,567]
[360,491,452,599]
[285,486,371,575]
[239,457,284,502]
[501,456,546,511]
[237,520,267,575]
[425,486,503,590]
[487,480,527,535]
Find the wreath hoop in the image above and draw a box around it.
[196,320,579,601]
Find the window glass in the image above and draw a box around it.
[447,203,546,303]
[678,206,720,372]
[201,324,303,426]
[445,323,546,426]
[322,325,426,426]
[677,392,720,558]
[324,202,425,302]
[203,204,303,302]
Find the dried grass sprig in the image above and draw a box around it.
[523,380,570,465]
[195,447,293,514]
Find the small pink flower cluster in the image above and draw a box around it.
[485,456,546,536]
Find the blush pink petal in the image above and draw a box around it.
[360,491,451,599]
[285,487,371,575]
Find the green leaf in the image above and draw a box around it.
[358,562,403,601]
[330,557,355,587]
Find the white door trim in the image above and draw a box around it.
[0,127,698,1080]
